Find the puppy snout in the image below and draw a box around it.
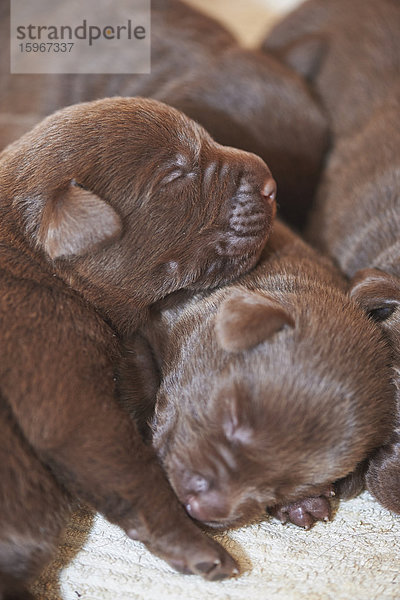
[201,148,276,263]
[230,175,276,232]
[218,171,276,256]
[186,496,208,521]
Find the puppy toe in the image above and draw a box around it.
[301,496,332,522]
[168,560,195,575]
[268,505,290,524]
[165,537,238,580]
[269,494,332,529]
[286,505,316,529]
[192,544,239,581]
[321,484,336,498]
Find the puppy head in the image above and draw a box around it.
[3,97,275,314]
[152,287,394,528]
[161,49,328,228]
[349,269,400,512]
[350,268,400,348]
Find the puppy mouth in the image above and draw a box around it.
[215,232,267,257]
[200,520,231,530]
[184,503,235,530]
[198,507,266,530]
[192,513,259,531]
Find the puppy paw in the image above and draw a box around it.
[165,538,239,581]
[128,525,238,580]
[269,485,334,529]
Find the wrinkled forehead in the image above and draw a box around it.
[47,99,206,165]
[175,123,203,161]
[134,103,205,161]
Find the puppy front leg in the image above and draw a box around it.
[365,425,400,514]
[0,401,72,599]
[5,317,237,580]
[51,393,238,579]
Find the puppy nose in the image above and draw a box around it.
[186,497,207,521]
[185,495,229,523]
[261,178,277,203]
[261,178,277,219]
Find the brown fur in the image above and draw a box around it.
[0,96,277,595]
[263,0,400,513]
[119,221,394,530]
[0,0,328,228]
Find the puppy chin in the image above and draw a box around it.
[200,515,259,531]
[190,230,269,289]
[185,501,264,531]
[189,251,260,290]
[216,232,267,258]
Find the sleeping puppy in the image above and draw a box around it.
[264,0,400,137]
[0,96,276,596]
[263,0,400,513]
[119,220,394,531]
[0,0,327,227]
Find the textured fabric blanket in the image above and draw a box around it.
[31,1,400,598]
[33,493,400,600]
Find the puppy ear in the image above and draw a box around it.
[272,34,327,82]
[350,268,400,323]
[39,181,122,260]
[215,289,294,352]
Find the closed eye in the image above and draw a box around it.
[369,304,397,322]
[161,163,198,186]
[162,169,186,185]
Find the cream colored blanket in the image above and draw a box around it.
[31,1,400,598]
[33,492,400,600]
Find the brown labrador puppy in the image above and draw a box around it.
[263,0,400,513]
[0,0,327,227]
[119,220,394,531]
[0,96,276,597]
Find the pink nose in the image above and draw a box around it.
[185,495,228,523]
[261,178,277,203]
[186,497,207,521]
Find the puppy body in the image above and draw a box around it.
[121,221,394,530]
[265,0,400,137]
[0,96,276,594]
[0,0,327,227]
[264,0,400,513]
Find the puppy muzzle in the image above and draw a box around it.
[217,175,276,257]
